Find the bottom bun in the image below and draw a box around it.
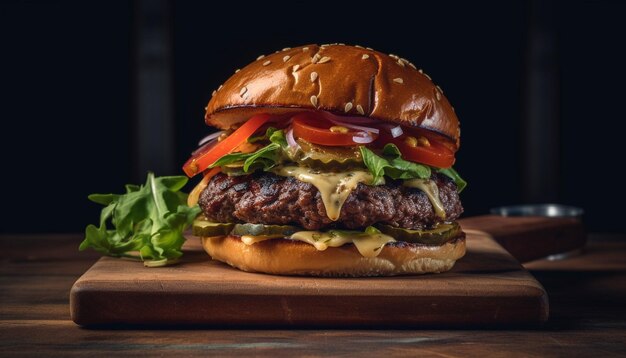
[201,234,466,277]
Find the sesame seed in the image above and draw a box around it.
[393,78,404,84]
[356,104,365,115]
[310,71,318,82]
[418,69,424,73]
[321,43,330,47]
[235,68,240,73]
[355,45,364,48]
[218,85,223,91]
[362,54,369,60]
[239,86,247,97]
[310,95,318,107]
[366,47,373,50]
[263,60,271,66]
[436,85,444,94]
[389,54,399,59]
[408,62,417,70]
[293,64,300,72]
[283,55,291,62]
[204,106,208,110]
[257,55,265,60]
[344,102,353,112]
[338,43,345,45]
[311,54,321,63]
[317,56,331,64]
[302,47,309,51]
[212,90,216,97]
[424,73,432,80]
[282,47,291,51]
[397,59,405,67]
[436,91,441,101]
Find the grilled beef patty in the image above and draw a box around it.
[198,172,463,230]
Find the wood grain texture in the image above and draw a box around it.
[69,232,548,326]
[2,233,626,356]
[459,215,586,263]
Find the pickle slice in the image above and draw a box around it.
[220,163,248,176]
[375,222,462,245]
[231,223,300,237]
[296,139,363,169]
[192,218,235,237]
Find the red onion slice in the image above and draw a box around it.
[191,139,216,155]
[286,127,300,150]
[198,131,224,146]
[377,123,404,138]
[390,126,403,138]
[352,132,375,144]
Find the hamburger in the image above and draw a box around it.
[183,44,467,277]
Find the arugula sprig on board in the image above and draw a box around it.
[80,173,200,267]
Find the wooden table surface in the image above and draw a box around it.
[2,233,625,356]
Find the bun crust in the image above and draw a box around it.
[202,235,466,277]
[205,44,460,146]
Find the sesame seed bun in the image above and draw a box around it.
[201,234,466,277]
[205,44,460,147]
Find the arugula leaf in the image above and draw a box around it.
[360,144,467,192]
[210,128,288,173]
[360,144,431,185]
[242,143,281,171]
[79,172,200,267]
[268,127,288,149]
[437,167,467,193]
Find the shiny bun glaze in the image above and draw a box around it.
[205,44,460,148]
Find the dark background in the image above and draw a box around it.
[1,0,624,234]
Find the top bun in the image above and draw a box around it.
[205,44,460,146]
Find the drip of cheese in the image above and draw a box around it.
[240,234,282,245]
[241,230,396,258]
[291,230,395,257]
[273,166,377,221]
[187,168,221,207]
[403,178,446,219]
[187,174,210,207]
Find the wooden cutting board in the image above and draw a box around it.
[70,228,549,327]
[459,215,586,263]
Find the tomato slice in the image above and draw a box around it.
[183,114,272,177]
[376,131,455,168]
[292,112,377,146]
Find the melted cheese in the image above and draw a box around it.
[187,174,211,207]
[273,166,376,221]
[241,234,282,245]
[291,231,395,257]
[241,230,396,258]
[403,178,446,219]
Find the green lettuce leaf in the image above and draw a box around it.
[360,144,466,192]
[360,144,431,185]
[437,167,467,192]
[79,172,200,267]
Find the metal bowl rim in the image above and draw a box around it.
[490,203,584,217]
